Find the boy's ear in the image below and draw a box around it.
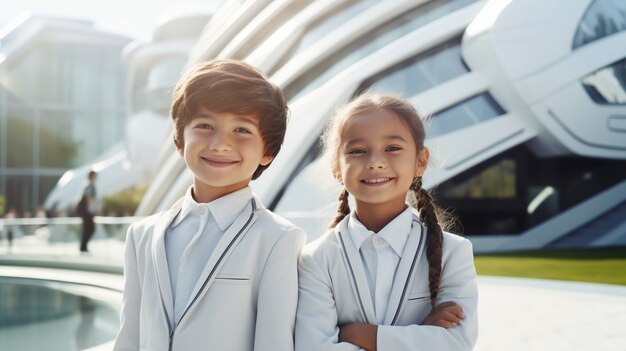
[414,147,430,177]
[177,146,184,157]
[260,155,274,166]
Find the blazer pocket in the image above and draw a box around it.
[404,292,433,325]
[214,274,251,285]
[407,292,430,304]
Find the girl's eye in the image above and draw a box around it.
[234,127,251,134]
[347,148,366,155]
[386,145,402,151]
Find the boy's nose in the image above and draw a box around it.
[209,132,232,152]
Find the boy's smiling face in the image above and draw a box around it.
[178,105,273,203]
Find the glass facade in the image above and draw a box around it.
[428,93,506,137]
[0,32,128,215]
[582,57,626,105]
[359,38,468,98]
[357,37,505,138]
[573,0,626,49]
[283,0,478,100]
[436,144,626,234]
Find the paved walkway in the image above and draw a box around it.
[2,236,626,351]
[476,277,626,351]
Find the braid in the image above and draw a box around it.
[329,188,351,229]
[411,177,443,307]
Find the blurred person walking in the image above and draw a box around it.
[78,170,98,253]
[2,207,19,247]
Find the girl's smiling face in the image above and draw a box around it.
[338,108,429,214]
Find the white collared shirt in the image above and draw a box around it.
[348,206,413,324]
[165,186,252,324]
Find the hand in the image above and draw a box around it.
[338,323,378,351]
[421,301,464,328]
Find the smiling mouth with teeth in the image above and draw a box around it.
[362,178,392,184]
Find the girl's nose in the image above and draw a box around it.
[366,153,386,169]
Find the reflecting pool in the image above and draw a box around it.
[0,277,120,350]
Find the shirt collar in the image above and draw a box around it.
[348,206,413,256]
[172,186,253,231]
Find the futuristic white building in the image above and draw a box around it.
[64,0,626,252]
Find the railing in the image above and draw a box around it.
[0,216,144,272]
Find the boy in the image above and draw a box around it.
[114,59,306,351]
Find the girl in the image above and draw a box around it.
[295,94,478,351]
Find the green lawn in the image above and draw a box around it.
[474,247,626,286]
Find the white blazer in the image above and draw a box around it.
[114,196,306,351]
[295,211,478,350]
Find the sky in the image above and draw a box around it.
[0,0,222,40]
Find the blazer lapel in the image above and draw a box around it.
[181,198,259,318]
[383,215,426,325]
[151,199,183,329]
[335,218,377,325]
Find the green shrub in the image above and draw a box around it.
[100,183,148,216]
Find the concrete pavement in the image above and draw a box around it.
[2,236,626,351]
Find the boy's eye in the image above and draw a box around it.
[196,123,213,130]
[234,127,251,134]
[386,145,402,151]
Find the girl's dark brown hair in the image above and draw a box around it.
[170,59,288,179]
[324,93,452,306]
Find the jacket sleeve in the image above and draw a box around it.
[113,224,142,351]
[295,248,364,351]
[254,228,306,351]
[377,238,479,350]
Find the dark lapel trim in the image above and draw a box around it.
[175,199,257,328]
[337,229,371,324]
[390,221,426,325]
[151,200,183,331]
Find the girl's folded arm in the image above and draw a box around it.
[377,239,478,351]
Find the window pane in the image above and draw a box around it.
[5,175,34,215]
[573,0,626,49]
[38,110,78,168]
[444,159,517,199]
[6,108,35,168]
[361,38,467,97]
[71,110,102,166]
[429,93,505,137]
[582,57,626,105]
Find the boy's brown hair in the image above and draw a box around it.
[171,59,289,179]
